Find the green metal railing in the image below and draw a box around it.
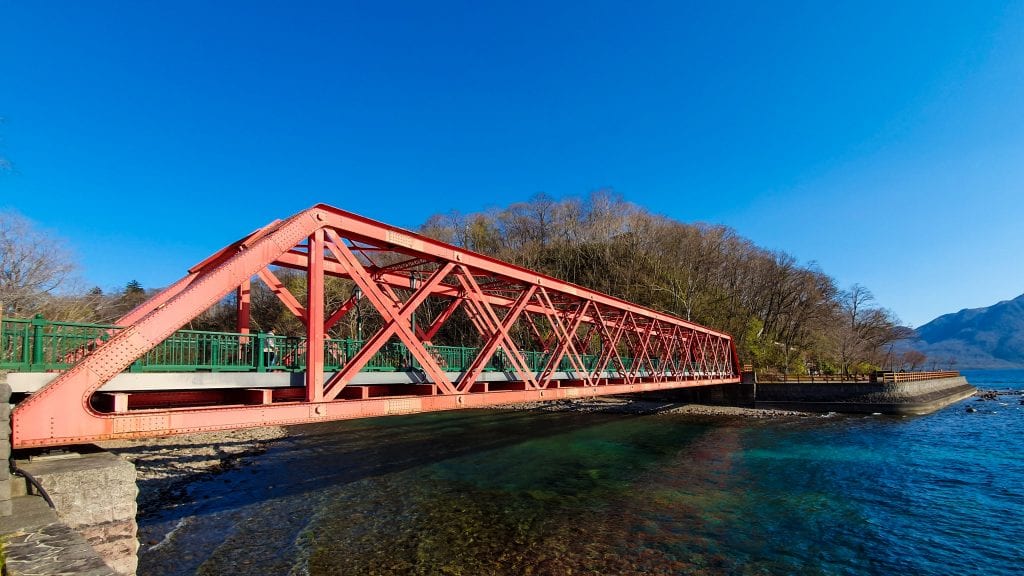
[0,316,684,377]
[0,316,119,372]
[134,329,260,372]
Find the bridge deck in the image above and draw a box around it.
[8,369,733,394]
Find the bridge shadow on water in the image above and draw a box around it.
[136,408,640,523]
[133,404,736,575]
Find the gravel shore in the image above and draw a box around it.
[498,396,809,418]
[98,426,288,513]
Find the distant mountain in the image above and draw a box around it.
[908,294,1024,369]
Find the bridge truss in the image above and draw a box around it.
[12,204,740,448]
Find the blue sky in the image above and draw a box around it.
[2,1,1023,327]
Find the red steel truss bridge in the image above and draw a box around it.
[10,204,740,448]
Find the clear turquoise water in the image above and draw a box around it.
[139,370,1024,575]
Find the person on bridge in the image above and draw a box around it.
[264,330,277,367]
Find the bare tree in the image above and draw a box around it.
[901,350,927,371]
[0,211,76,315]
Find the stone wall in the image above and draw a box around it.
[15,451,140,575]
[0,379,11,516]
[1,496,119,576]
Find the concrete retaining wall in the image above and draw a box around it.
[755,376,975,415]
[634,377,975,415]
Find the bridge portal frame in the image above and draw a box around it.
[12,204,741,448]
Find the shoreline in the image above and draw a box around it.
[496,396,812,418]
[98,426,289,515]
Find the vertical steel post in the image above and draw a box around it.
[236,279,251,365]
[409,274,418,368]
[236,279,251,335]
[306,229,325,402]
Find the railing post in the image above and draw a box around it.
[18,322,30,369]
[211,338,220,372]
[255,332,266,372]
[31,314,46,370]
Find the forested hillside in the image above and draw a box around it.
[417,192,906,376]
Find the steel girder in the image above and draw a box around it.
[12,204,741,448]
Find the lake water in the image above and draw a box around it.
[138,370,1024,575]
